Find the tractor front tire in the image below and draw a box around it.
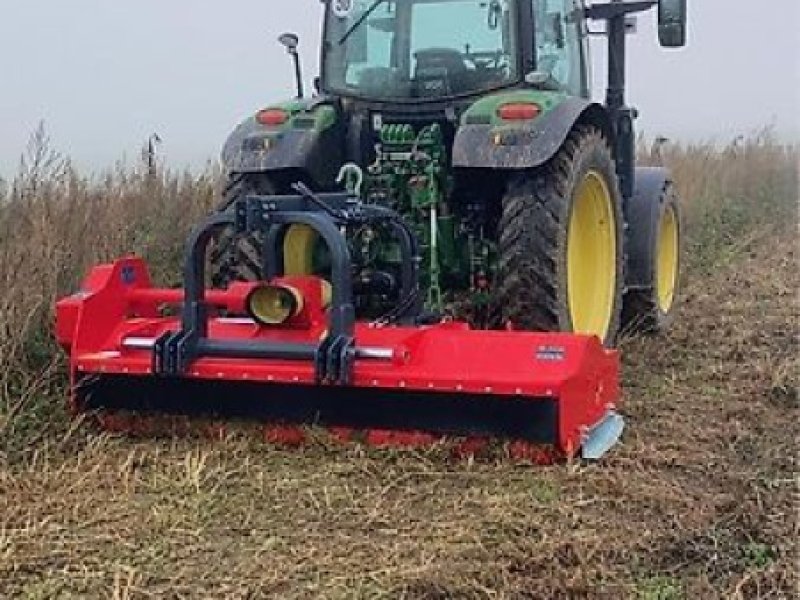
[496,126,625,346]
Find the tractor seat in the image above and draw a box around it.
[413,48,469,97]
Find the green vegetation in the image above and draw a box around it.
[636,576,683,600]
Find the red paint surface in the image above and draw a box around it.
[57,258,622,457]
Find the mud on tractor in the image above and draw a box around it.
[57,0,687,461]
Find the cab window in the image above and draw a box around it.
[532,0,584,95]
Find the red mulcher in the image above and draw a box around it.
[56,189,624,461]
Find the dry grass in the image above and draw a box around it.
[0,126,219,454]
[0,128,797,598]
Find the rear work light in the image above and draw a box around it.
[256,108,290,126]
[497,103,541,121]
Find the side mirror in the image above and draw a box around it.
[658,0,687,47]
[278,32,300,54]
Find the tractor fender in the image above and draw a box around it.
[221,103,343,188]
[624,167,673,289]
[452,97,612,170]
[221,116,260,170]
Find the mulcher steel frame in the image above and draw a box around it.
[58,249,624,454]
[154,186,422,384]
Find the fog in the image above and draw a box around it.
[0,0,797,175]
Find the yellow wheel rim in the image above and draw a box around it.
[656,205,679,313]
[567,170,618,340]
[283,224,318,275]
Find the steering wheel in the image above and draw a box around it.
[465,49,506,71]
[414,48,469,75]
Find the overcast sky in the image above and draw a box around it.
[0,0,798,176]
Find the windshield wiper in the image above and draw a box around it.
[338,0,386,45]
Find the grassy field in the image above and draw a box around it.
[0,130,797,598]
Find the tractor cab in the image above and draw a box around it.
[321,0,588,101]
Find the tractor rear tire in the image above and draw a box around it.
[209,173,273,288]
[496,126,625,347]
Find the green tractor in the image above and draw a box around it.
[214,0,688,345]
